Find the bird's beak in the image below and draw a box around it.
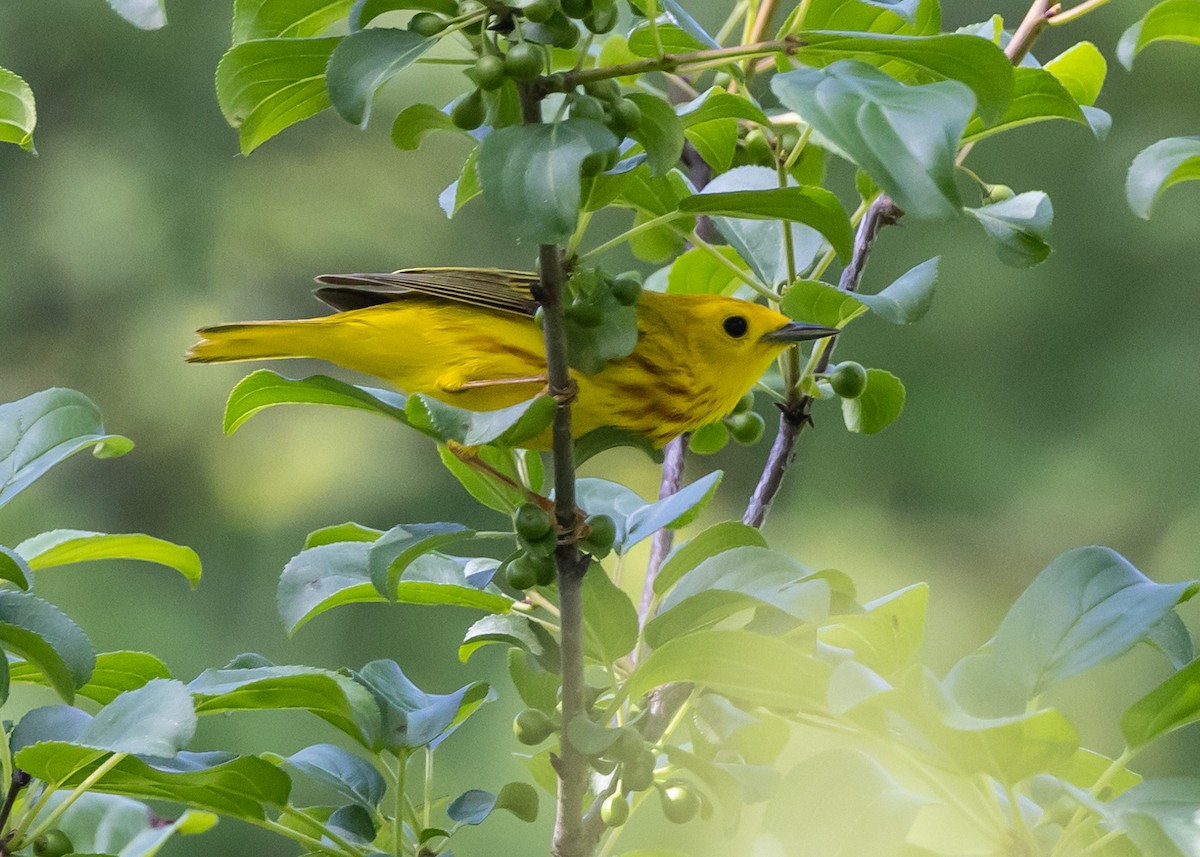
[761,321,840,343]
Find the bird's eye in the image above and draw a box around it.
[723,315,749,338]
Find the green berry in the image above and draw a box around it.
[591,755,618,774]
[743,128,773,166]
[607,97,642,136]
[33,830,74,857]
[561,0,591,18]
[450,89,486,131]
[585,2,618,33]
[584,78,621,102]
[727,411,765,445]
[514,707,555,745]
[506,554,540,590]
[610,273,642,305]
[535,553,557,586]
[515,502,553,541]
[688,420,728,455]
[660,784,700,824]
[828,361,868,399]
[522,0,558,22]
[473,54,508,90]
[983,182,1016,204]
[570,94,606,123]
[582,514,616,558]
[504,42,545,81]
[601,793,630,827]
[551,23,580,49]
[732,391,755,415]
[409,12,447,36]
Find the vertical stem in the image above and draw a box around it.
[393,752,406,857]
[0,769,30,836]
[639,436,687,627]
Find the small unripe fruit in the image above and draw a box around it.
[591,755,618,774]
[33,830,74,857]
[515,502,553,541]
[504,42,545,81]
[568,302,604,327]
[585,78,621,102]
[473,54,508,90]
[514,707,555,744]
[582,514,616,558]
[585,2,618,32]
[688,420,728,455]
[732,391,755,415]
[534,552,557,586]
[727,411,765,445]
[607,97,642,136]
[570,94,606,123]
[506,554,540,590]
[828,361,868,399]
[660,784,700,824]
[601,793,630,827]
[983,182,1016,204]
[610,273,642,306]
[561,0,591,18]
[450,89,486,131]
[409,12,447,36]
[522,0,557,22]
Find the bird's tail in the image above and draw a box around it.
[185,320,322,364]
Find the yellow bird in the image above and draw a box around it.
[186,268,837,448]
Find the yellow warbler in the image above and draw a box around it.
[186,268,837,447]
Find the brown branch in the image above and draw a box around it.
[639,436,686,628]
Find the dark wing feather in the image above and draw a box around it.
[314,268,541,316]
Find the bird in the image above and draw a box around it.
[186,268,838,448]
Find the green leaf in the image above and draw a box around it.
[700,166,825,286]
[0,67,36,152]
[1118,0,1200,69]
[781,278,867,328]
[10,651,172,706]
[660,0,721,49]
[16,530,201,588]
[564,283,639,376]
[278,743,386,808]
[626,22,708,56]
[1149,611,1195,670]
[961,67,1091,145]
[107,0,167,29]
[583,564,639,663]
[791,0,939,35]
[566,714,621,755]
[992,546,1199,702]
[841,368,905,434]
[630,629,829,710]
[327,28,432,127]
[0,545,31,589]
[190,661,383,749]
[305,521,383,548]
[964,191,1053,267]
[795,30,1012,124]
[625,93,685,177]
[1122,657,1200,749]
[762,749,927,857]
[573,426,664,465]
[369,523,474,596]
[1112,779,1200,856]
[1050,748,1141,796]
[233,0,353,42]
[0,590,94,703]
[854,256,937,324]
[676,87,769,127]
[477,119,619,243]
[646,546,829,648]
[820,584,928,677]
[392,102,471,150]
[437,445,536,514]
[1044,41,1106,106]
[216,37,340,154]
[15,744,290,819]
[439,147,482,216]
[461,614,551,662]
[353,659,492,750]
[277,542,385,633]
[654,521,767,596]
[405,394,555,446]
[679,186,853,262]
[1127,137,1200,219]
[351,0,457,30]
[223,370,410,434]
[45,792,216,857]
[666,246,751,297]
[684,119,737,173]
[772,61,974,220]
[0,388,133,509]
[81,679,197,756]
[506,647,559,710]
[448,783,539,824]
[623,470,722,550]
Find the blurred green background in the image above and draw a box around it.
[2,0,1199,853]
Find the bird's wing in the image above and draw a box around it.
[314,268,541,316]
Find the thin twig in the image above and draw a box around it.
[639,436,687,632]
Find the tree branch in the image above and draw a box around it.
[639,436,686,630]
[742,195,901,528]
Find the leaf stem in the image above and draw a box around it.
[579,211,683,262]
[278,805,362,857]
[670,226,775,299]
[1048,0,1105,26]
[23,753,126,843]
[393,751,407,856]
